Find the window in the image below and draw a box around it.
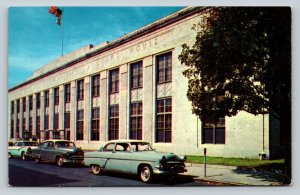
[109,69,119,93]
[103,143,115,151]
[22,97,26,112]
[91,107,100,141]
[29,96,33,110]
[45,90,49,107]
[130,102,142,140]
[53,131,60,139]
[115,143,130,152]
[156,98,172,143]
[17,99,20,113]
[44,115,49,130]
[77,80,84,100]
[109,105,119,140]
[11,119,14,139]
[64,112,70,129]
[22,117,26,131]
[36,93,41,109]
[65,84,71,103]
[29,117,32,134]
[36,116,40,139]
[202,117,225,144]
[157,52,172,83]
[17,118,20,134]
[54,87,59,105]
[131,62,143,89]
[11,101,14,114]
[76,110,84,140]
[54,114,59,130]
[92,74,100,97]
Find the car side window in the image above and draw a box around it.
[48,142,54,148]
[103,143,115,151]
[115,143,131,152]
[41,142,48,149]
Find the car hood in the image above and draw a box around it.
[55,147,83,153]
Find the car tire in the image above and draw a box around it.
[21,152,26,161]
[91,165,101,175]
[139,165,153,183]
[56,157,64,167]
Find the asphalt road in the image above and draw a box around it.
[8,158,208,187]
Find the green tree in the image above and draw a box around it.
[179,7,291,184]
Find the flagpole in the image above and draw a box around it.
[61,8,64,57]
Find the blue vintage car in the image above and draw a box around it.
[84,140,187,183]
[31,139,84,167]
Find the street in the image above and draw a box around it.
[8,158,209,187]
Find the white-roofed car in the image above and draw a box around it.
[8,140,38,160]
[84,140,187,183]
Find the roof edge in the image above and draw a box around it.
[9,6,208,93]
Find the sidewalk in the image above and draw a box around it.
[182,163,286,186]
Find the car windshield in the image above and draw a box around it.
[131,142,154,151]
[23,142,38,146]
[55,141,76,148]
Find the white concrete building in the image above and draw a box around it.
[8,7,282,159]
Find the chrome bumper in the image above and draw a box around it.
[154,165,187,174]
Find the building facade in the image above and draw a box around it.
[8,7,281,159]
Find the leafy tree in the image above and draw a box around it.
[179,7,291,183]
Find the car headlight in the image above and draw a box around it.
[178,155,186,162]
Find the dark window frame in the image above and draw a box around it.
[91,107,100,141]
[29,96,33,110]
[22,117,26,132]
[202,117,226,144]
[156,52,172,84]
[36,93,41,109]
[22,97,26,112]
[130,102,143,140]
[109,69,119,94]
[156,98,172,143]
[92,74,100,97]
[77,80,84,101]
[54,113,59,130]
[109,105,119,140]
[76,110,84,140]
[44,90,50,108]
[44,115,49,130]
[17,99,20,113]
[65,84,71,103]
[64,112,70,129]
[29,117,33,134]
[36,116,40,139]
[54,87,59,105]
[131,62,143,89]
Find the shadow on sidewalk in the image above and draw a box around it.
[232,164,287,183]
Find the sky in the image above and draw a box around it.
[8,6,184,89]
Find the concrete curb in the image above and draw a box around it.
[194,178,248,186]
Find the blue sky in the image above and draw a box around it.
[8,6,184,89]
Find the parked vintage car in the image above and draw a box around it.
[31,139,84,167]
[8,140,38,160]
[84,140,187,183]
